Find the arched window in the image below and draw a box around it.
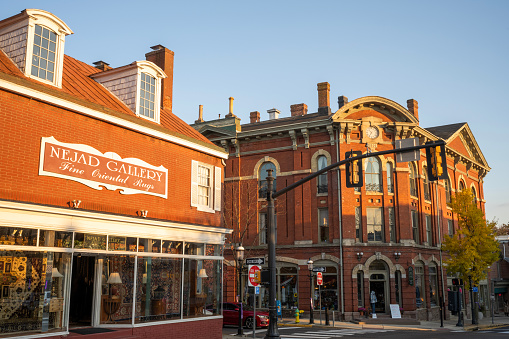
[423,166,431,200]
[458,180,465,191]
[409,163,418,197]
[445,178,451,203]
[471,187,477,204]
[317,155,328,193]
[258,162,276,198]
[365,157,382,192]
[386,162,394,193]
[415,261,426,308]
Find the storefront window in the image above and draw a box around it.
[429,264,438,306]
[0,226,38,246]
[279,267,298,309]
[74,233,106,250]
[415,262,425,308]
[162,240,183,254]
[108,236,126,251]
[206,244,222,256]
[357,271,364,307]
[183,259,221,318]
[138,239,161,253]
[313,265,338,311]
[185,243,204,255]
[99,255,135,324]
[39,230,73,248]
[135,257,182,323]
[0,250,71,336]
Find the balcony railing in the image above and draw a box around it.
[366,183,382,192]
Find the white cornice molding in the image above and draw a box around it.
[0,200,232,238]
[0,78,228,159]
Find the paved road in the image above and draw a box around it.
[224,326,509,338]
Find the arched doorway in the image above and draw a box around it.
[369,260,389,313]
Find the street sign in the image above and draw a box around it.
[246,257,265,265]
[255,286,260,295]
[317,272,323,286]
[312,267,326,273]
[395,138,420,163]
[248,265,261,287]
[473,287,478,293]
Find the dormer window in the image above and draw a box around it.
[91,61,166,124]
[31,24,57,82]
[139,72,156,119]
[0,9,73,87]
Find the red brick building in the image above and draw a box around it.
[192,82,490,321]
[0,9,229,338]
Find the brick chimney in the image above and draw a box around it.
[267,108,280,120]
[407,99,418,120]
[93,60,112,71]
[250,111,260,123]
[338,96,348,109]
[195,105,204,123]
[290,103,308,117]
[145,45,174,112]
[317,82,331,115]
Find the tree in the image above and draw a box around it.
[442,189,500,287]
[495,221,509,236]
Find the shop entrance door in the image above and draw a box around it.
[69,255,96,327]
[369,273,387,313]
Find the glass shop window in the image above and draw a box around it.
[108,236,127,251]
[74,233,106,250]
[99,255,135,324]
[162,240,183,254]
[39,230,73,248]
[138,239,161,253]
[183,259,221,319]
[135,257,183,323]
[0,250,71,336]
[0,226,38,246]
[185,242,205,255]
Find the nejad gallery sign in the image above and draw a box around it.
[39,137,168,199]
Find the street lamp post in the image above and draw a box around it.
[469,275,478,325]
[264,170,280,339]
[307,259,314,325]
[236,245,245,335]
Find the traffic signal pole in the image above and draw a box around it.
[264,140,446,339]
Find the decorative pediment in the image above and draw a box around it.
[446,124,489,171]
[195,125,237,139]
[330,96,418,124]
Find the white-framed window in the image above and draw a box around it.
[415,262,425,308]
[319,208,329,243]
[139,72,156,119]
[355,206,362,242]
[31,25,57,82]
[389,207,396,243]
[366,208,383,242]
[423,166,431,200]
[191,160,221,213]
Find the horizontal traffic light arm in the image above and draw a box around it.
[272,140,446,199]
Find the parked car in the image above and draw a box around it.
[220,302,269,329]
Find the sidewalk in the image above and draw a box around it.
[224,314,509,338]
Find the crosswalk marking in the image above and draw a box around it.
[279,329,395,338]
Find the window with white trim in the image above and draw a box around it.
[191,160,221,213]
[319,208,329,243]
[366,207,383,242]
[31,25,57,82]
[139,72,156,119]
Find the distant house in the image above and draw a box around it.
[0,8,230,339]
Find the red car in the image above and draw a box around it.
[221,302,269,329]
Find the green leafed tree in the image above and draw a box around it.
[442,189,499,287]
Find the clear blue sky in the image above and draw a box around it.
[5,1,509,223]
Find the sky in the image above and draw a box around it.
[4,1,509,223]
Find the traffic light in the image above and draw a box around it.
[452,278,463,286]
[345,151,363,188]
[425,142,447,181]
[261,270,270,285]
[254,270,261,283]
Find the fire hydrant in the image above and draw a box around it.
[295,309,304,323]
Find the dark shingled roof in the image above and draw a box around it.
[425,123,466,140]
